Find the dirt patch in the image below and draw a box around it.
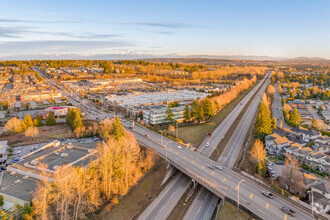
[96,156,168,220]
[0,123,74,146]
[217,201,253,220]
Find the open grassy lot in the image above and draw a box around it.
[0,123,74,146]
[97,156,167,220]
[167,82,257,147]
[217,201,252,220]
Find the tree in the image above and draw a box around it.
[4,117,25,133]
[214,100,220,111]
[282,155,306,198]
[165,107,175,124]
[23,114,34,128]
[66,108,83,130]
[112,116,125,139]
[184,104,191,121]
[318,105,323,114]
[283,103,292,113]
[197,106,205,121]
[290,92,295,100]
[312,86,319,96]
[191,100,199,120]
[202,97,213,118]
[302,87,307,97]
[34,114,43,127]
[45,111,56,126]
[1,101,8,110]
[25,127,39,138]
[255,102,272,139]
[266,85,276,96]
[271,117,277,129]
[250,139,266,176]
[290,108,301,126]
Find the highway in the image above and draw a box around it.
[38,69,317,220]
[125,121,315,220]
[138,74,271,220]
[184,73,271,220]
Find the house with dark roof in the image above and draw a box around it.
[290,126,321,142]
[310,181,330,215]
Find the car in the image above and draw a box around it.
[177,146,182,149]
[205,143,210,147]
[267,161,273,166]
[129,126,133,129]
[215,165,222,170]
[268,167,273,171]
[262,191,274,198]
[145,133,150,137]
[280,207,296,217]
[208,165,215,170]
[300,168,306,173]
[271,174,276,179]
[240,103,243,105]
[1,166,7,171]
[13,157,20,162]
[270,170,275,174]
[275,161,284,165]
[13,150,21,155]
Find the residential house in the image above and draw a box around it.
[310,181,330,214]
[265,133,290,157]
[290,126,321,142]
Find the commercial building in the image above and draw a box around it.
[142,105,186,125]
[107,90,207,109]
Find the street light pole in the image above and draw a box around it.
[237,180,245,209]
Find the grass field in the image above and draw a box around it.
[97,156,167,220]
[217,201,252,220]
[167,82,257,147]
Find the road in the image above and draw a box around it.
[38,69,317,220]
[272,83,290,129]
[125,121,315,220]
[138,74,271,220]
[184,73,271,220]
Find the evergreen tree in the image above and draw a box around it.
[112,116,124,139]
[197,106,205,121]
[66,108,83,130]
[202,97,213,118]
[165,107,175,124]
[23,114,33,128]
[33,114,43,127]
[271,118,277,129]
[191,100,199,120]
[184,104,191,121]
[302,87,307,97]
[255,102,272,140]
[289,107,301,126]
[45,111,56,126]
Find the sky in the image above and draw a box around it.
[1,0,330,59]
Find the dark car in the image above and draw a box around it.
[1,166,7,171]
[275,161,284,165]
[262,191,274,199]
[281,207,296,217]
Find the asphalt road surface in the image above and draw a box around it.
[184,73,271,220]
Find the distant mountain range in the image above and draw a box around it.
[0,53,328,62]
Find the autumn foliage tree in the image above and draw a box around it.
[255,100,272,140]
[250,139,266,176]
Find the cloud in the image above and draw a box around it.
[52,32,122,39]
[123,22,206,29]
[0,17,80,24]
[0,40,135,55]
[0,26,32,38]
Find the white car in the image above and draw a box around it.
[177,146,182,149]
[205,143,210,147]
[215,165,222,170]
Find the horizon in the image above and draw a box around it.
[1,0,330,59]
